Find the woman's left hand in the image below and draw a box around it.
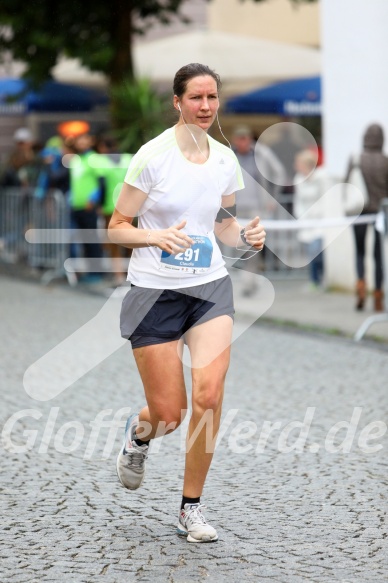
[243,216,266,249]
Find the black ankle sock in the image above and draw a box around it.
[181,496,200,510]
[134,436,150,447]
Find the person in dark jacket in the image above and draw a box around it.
[346,124,388,311]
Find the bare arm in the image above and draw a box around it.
[108,183,150,249]
[108,182,193,253]
[214,194,266,250]
[214,194,242,247]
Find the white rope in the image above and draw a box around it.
[239,213,379,231]
[26,214,383,244]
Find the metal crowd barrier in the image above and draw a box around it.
[0,187,330,285]
[0,187,75,285]
[0,186,31,264]
[2,188,385,312]
[266,192,307,274]
[354,198,388,341]
[228,193,309,276]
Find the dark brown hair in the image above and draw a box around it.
[173,63,222,97]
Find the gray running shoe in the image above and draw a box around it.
[177,503,218,543]
[116,414,149,490]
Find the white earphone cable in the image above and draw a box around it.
[219,206,262,260]
[177,103,261,261]
[178,105,209,162]
[215,111,261,259]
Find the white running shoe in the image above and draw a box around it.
[116,414,149,490]
[177,503,218,543]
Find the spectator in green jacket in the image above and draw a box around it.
[69,133,104,282]
[96,136,132,285]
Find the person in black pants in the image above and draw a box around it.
[353,222,383,310]
[346,124,388,311]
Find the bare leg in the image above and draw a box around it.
[182,315,233,497]
[132,340,187,440]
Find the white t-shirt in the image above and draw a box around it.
[124,127,244,289]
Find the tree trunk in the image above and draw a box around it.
[109,0,134,84]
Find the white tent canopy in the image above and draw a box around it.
[134,30,321,92]
[1,30,321,94]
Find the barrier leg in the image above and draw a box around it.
[41,267,78,287]
[354,314,388,341]
[355,199,388,341]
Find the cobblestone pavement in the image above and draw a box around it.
[1,275,387,583]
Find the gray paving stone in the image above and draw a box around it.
[1,275,388,582]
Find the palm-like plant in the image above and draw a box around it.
[110,78,173,153]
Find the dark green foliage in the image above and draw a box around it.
[0,0,318,85]
[110,78,173,153]
[0,0,188,83]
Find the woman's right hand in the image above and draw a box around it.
[148,220,194,254]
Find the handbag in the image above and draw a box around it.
[343,155,369,216]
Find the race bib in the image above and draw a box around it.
[160,235,213,273]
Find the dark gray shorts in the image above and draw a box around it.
[120,275,234,349]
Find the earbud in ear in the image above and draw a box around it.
[177,103,181,112]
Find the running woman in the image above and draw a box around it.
[109,63,266,543]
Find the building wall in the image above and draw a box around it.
[321,0,388,176]
[208,0,320,47]
[135,0,207,43]
[321,0,388,291]
[136,0,320,47]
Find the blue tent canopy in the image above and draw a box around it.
[0,78,108,114]
[225,76,321,116]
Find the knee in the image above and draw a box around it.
[150,406,187,434]
[193,383,224,416]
